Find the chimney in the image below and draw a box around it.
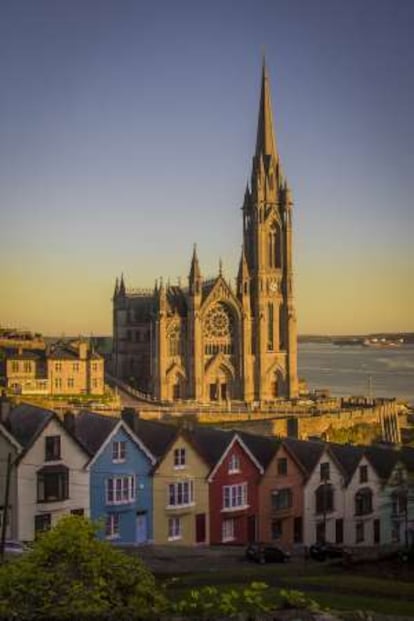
[0,390,11,424]
[63,411,76,435]
[78,342,88,360]
[121,407,139,433]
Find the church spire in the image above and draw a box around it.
[189,244,202,296]
[255,57,278,161]
[118,273,126,297]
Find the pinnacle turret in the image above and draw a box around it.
[118,273,126,297]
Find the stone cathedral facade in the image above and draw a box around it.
[112,63,299,403]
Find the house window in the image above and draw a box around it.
[335,518,344,544]
[168,481,194,507]
[392,491,407,515]
[277,457,288,475]
[34,513,51,534]
[359,465,368,483]
[55,362,62,372]
[315,484,334,514]
[106,476,136,505]
[355,488,373,516]
[54,378,62,390]
[356,521,364,543]
[11,361,19,373]
[320,462,330,481]
[168,517,182,541]
[174,448,186,469]
[228,454,240,474]
[222,483,248,510]
[392,521,401,543]
[271,519,283,540]
[105,513,120,538]
[67,377,74,389]
[71,508,84,516]
[112,441,126,462]
[37,467,69,502]
[73,363,79,372]
[222,518,235,542]
[24,361,31,372]
[271,488,292,511]
[45,436,61,461]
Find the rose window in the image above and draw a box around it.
[204,304,234,338]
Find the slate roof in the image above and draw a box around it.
[6,349,43,360]
[5,403,54,449]
[132,417,178,459]
[364,445,400,480]
[283,437,325,476]
[187,425,234,467]
[48,344,80,360]
[237,430,280,471]
[71,410,119,455]
[329,443,364,482]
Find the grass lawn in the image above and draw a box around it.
[163,563,414,616]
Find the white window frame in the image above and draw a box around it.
[112,440,126,463]
[106,475,136,505]
[167,480,194,508]
[173,448,186,469]
[222,483,248,511]
[168,516,182,541]
[228,453,240,474]
[105,513,120,539]
[222,518,235,542]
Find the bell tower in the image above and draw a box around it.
[243,60,298,400]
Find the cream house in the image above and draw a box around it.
[2,402,90,541]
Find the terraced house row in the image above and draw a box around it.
[0,398,413,549]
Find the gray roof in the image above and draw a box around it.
[365,445,401,480]
[188,425,234,467]
[283,437,325,476]
[72,410,119,455]
[237,430,280,471]
[329,443,364,482]
[5,403,54,448]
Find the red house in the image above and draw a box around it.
[207,433,265,545]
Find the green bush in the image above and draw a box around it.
[0,515,166,620]
[279,588,320,612]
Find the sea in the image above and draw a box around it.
[298,343,414,407]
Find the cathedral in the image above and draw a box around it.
[112,62,298,404]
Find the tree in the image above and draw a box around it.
[0,515,166,620]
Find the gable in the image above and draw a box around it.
[208,435,263,483]
[153,433,209,478]
[87,420,155,470]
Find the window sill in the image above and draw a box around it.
[228,470,240,475]
[221,504,249,513]
[173,465,186,470]
[166,502,195,510]
[112,459,126,464]
[168,535,182,542]
[106,499,135,506]
[222,536,235,543]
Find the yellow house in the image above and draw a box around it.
[152,430,210,545]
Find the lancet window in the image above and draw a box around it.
[268,222,282,268]
[168,324,181,356]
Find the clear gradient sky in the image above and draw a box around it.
[1,0,413,336]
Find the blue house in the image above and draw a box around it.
[68,411,152,544]
[68,409,176,544]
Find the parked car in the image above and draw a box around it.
[399,545,414,563]
[309,542,344,562]
[3,540,28,556]
[245,543,290,564]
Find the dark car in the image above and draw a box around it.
[309,542,344,562]
[245,543,290,564]
[399,545,414,563]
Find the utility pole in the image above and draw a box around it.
[0,452,12,562]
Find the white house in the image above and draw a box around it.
[3,403,90,541]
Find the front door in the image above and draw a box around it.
[136,513,147,544]
[195,513,206,544]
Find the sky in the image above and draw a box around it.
[0,0,413,336]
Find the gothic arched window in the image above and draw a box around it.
[168,324,181,357]
[268,223,282,268]
[267,303,274,351]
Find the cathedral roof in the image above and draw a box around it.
[166,286,187,317]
